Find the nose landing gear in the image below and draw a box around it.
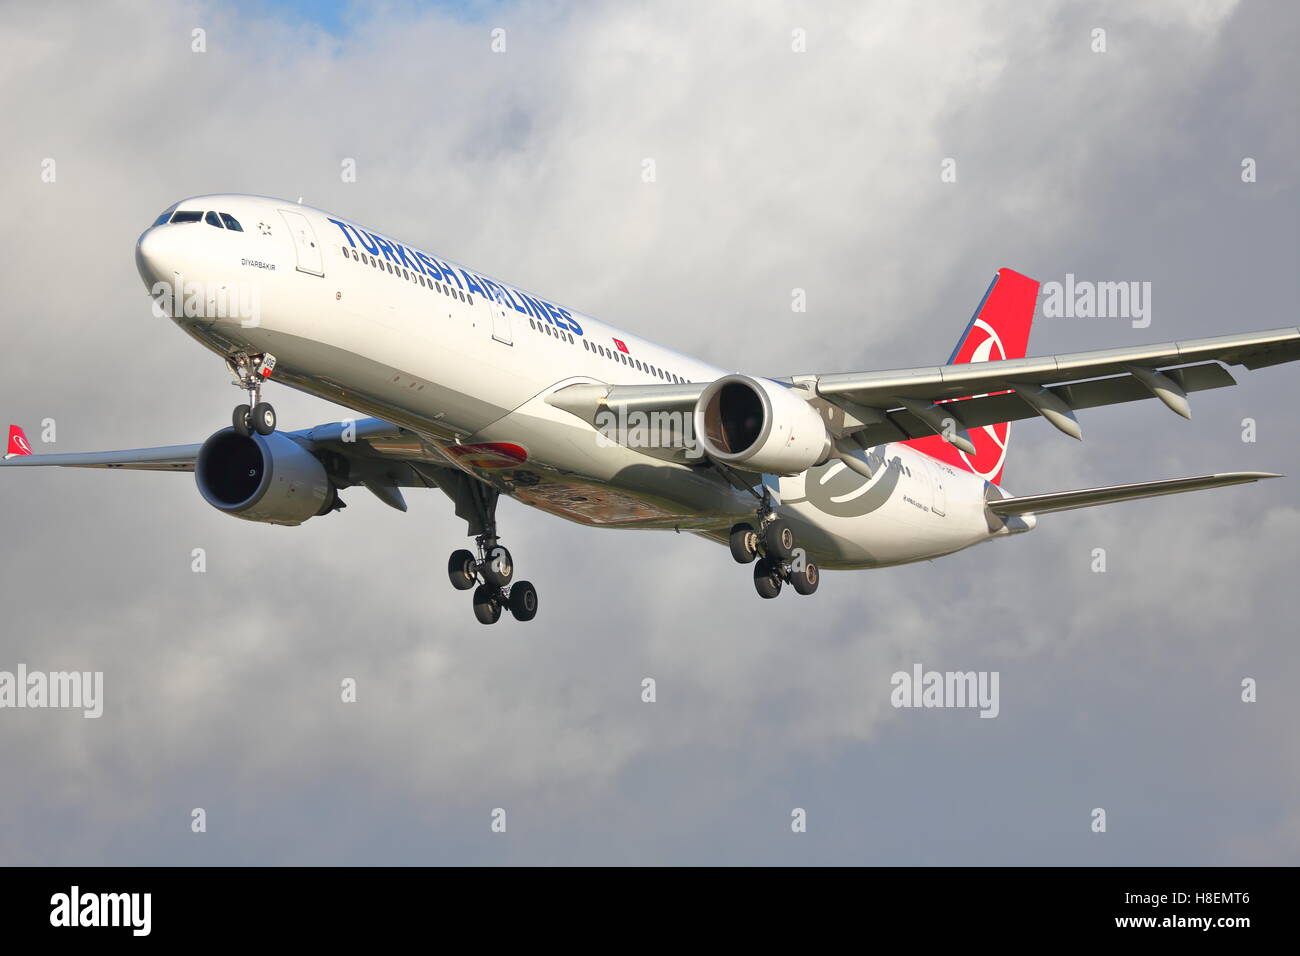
[227,352,278,437]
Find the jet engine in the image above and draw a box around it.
[195,428,336,525]
[694,374,831,476]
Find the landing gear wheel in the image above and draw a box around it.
[252,402,276,435]
[232,404,252,437]
[481,544,514,588]
[791,560,819,596]
[472,584,503,625]
[753,558,783,599]
[227,352,278,438]
[448,549,478,591]
[729,523,759,564]
[508,581,539,622]
[764,520,796,561]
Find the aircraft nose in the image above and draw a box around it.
[135,225,175,290]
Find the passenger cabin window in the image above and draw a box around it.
[205,211,224,228]
[169,210,203,224]
[220,213,243,231]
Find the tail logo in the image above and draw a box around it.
[957,421,1010,482]
[954,318,1006,365]
[6,426,32,458]
[908,268,1038,486]
[946,318,1010,481]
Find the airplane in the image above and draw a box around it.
[4,194,1298,624]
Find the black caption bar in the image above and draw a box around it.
[0,866,1286,941]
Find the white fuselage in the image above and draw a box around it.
[135,194,1024,569]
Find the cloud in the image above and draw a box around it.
[0,0,1296,864]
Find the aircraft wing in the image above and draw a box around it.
[0,418,469,511]
[550,326,1300,450]
[0,444,202,471]
[0,417,422,473]
[805,326,1300,445]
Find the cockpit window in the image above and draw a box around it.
[205,211,224,228]
[169,210,203,224]
[152,203,179,226]
[219,213,243,232]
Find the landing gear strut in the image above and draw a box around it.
[227,351,277,437]
[728,488,818,599]
[440,476,537,624]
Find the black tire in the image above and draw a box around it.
[232,404,252,437]
[252,402,276,435]
[791,560,819,596]
[447,549,478,590]
[508,580,539,622]
[753,558,783,599]
[481,544,514,587]
[764,519,796,560]
[729,523,758,564]
[472,584,502,624]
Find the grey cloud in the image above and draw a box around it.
[0,0,1296,864]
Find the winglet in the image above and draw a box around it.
[5,425,32,459]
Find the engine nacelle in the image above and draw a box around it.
[694,374,831,476]
[196,428,335,526]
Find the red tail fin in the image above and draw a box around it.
[5,425,33,458]
[904,268,1039,485]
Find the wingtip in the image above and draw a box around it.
[5,424,33,458]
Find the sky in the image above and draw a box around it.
[0,0,1296,865]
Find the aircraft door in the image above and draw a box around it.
[925,458,948,516]
[485,288,513,345]
[278,209,325,277]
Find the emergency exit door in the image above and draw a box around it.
[485,289,513,345]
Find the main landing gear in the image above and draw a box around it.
[447,538,538,624]
[227,351,278,437]
[728,498,819,600]
[441,475,538,624]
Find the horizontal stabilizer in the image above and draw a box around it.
[988,471,1281,516]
